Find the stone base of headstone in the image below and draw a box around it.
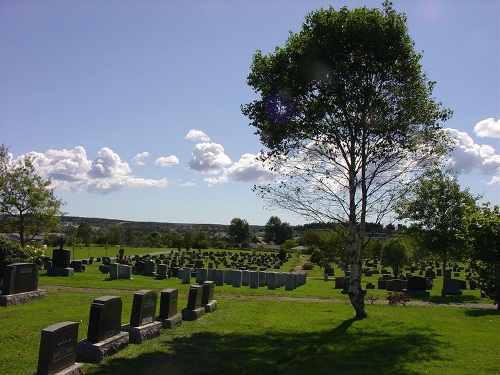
[403,290,430,297]
[441,289,462,296]
[47,267,74,277]
[202,300,217,313]
[35,362,84,375]
[181,307,205,321]
[121,321,162,344]
[76,332,129,364]
[0,290,45,307]
[156,313,182,329]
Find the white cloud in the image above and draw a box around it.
[155,155,179,167]
[185,129,211,142]
[188,142,231,174]
[132,152,150,166]
[224,153,277,183]
[24,146,170,193]
[180,181,195,187]
[474,118,500,138]
[27,146,92,190]
[445,128,500,184]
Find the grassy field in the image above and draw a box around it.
[1,249,498,374]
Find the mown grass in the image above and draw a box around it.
[0,289,498,375]
[1,250,498,374]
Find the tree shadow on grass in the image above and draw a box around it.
[86,318,444,375]
[464,308,500,317]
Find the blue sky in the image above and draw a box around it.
[1,0,498,226]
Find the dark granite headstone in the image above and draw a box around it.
[201,281,215,304]
[87,296,123,343]
[2,262,38,295]
[37,321,81,375]
[130,290,158,327]
[407,276,426,291]
[158,289,179,319]
[186,285,203,310]
[52,249,71,268]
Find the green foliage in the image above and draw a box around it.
[461,203,500,308]
[397,168,480,290]
[0,236,40,286]
[0,145,64,247]
[381,237,411,277]
[301,261,314,270]
[264,216,293,245]
[228,218,251,246]
[242,3,451,317]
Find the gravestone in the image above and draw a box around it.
[109,263,119,279]
[442,278,462,295]
[122,290,162,343]
[36,321,83,375]
[334,276,345,289]
[182,267,191,284]
[258,271,267,287]
[118,264,132,279]
[182,285,205,321]
[284,272,295,291]
[142,260,156,276]
[1,262,45,306]
[156,288,182,328]
[70,260,84,273]
[214,269,225,286]
[196,268,208,284]
[386,279,408,292]
[201,281,217,313]
[404,276,430,297]
[156,264,168,280]
[232,270,242,288]
[249,271,259,289]
[47,241,74,276]
[267,272,278,290]
[76,296,129,363]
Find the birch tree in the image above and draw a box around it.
[242,3,451,318]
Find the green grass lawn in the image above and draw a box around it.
[1,253,498,374]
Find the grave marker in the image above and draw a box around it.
[36,321,83,375]
[122,290,162,343]
[76,296,129,363]
[0,262,45,306]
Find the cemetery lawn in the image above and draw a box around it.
[0,287,498,374]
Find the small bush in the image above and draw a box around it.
[302,262,314,270]
[386,292,412,306]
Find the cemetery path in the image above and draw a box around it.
[39,284,498,309]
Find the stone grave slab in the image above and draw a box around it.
[122,290,161,343]
[156,289,182,328]
[201,281,217,313]
[36,321,83,375]
[1,262,46,306]
[182,285,204,321]
[77,296,129,363]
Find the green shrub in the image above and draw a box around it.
[302,262,314,270]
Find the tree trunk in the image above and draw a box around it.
[349,289,368,319]
[441,249,447,297]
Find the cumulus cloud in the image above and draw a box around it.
[185,129,211,142]
[132,152,150,166]
[188,142,231,174]
[224,153,277,183]
[27,146,92,190]
[25,146,170,193]
[155,155,180,167]
[474,118,500,138]
[445,128,500,184]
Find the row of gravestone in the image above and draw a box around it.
[181,267,307,290]
[98,261,308,292]
[35,282,217,375]
[101,249,291,273]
